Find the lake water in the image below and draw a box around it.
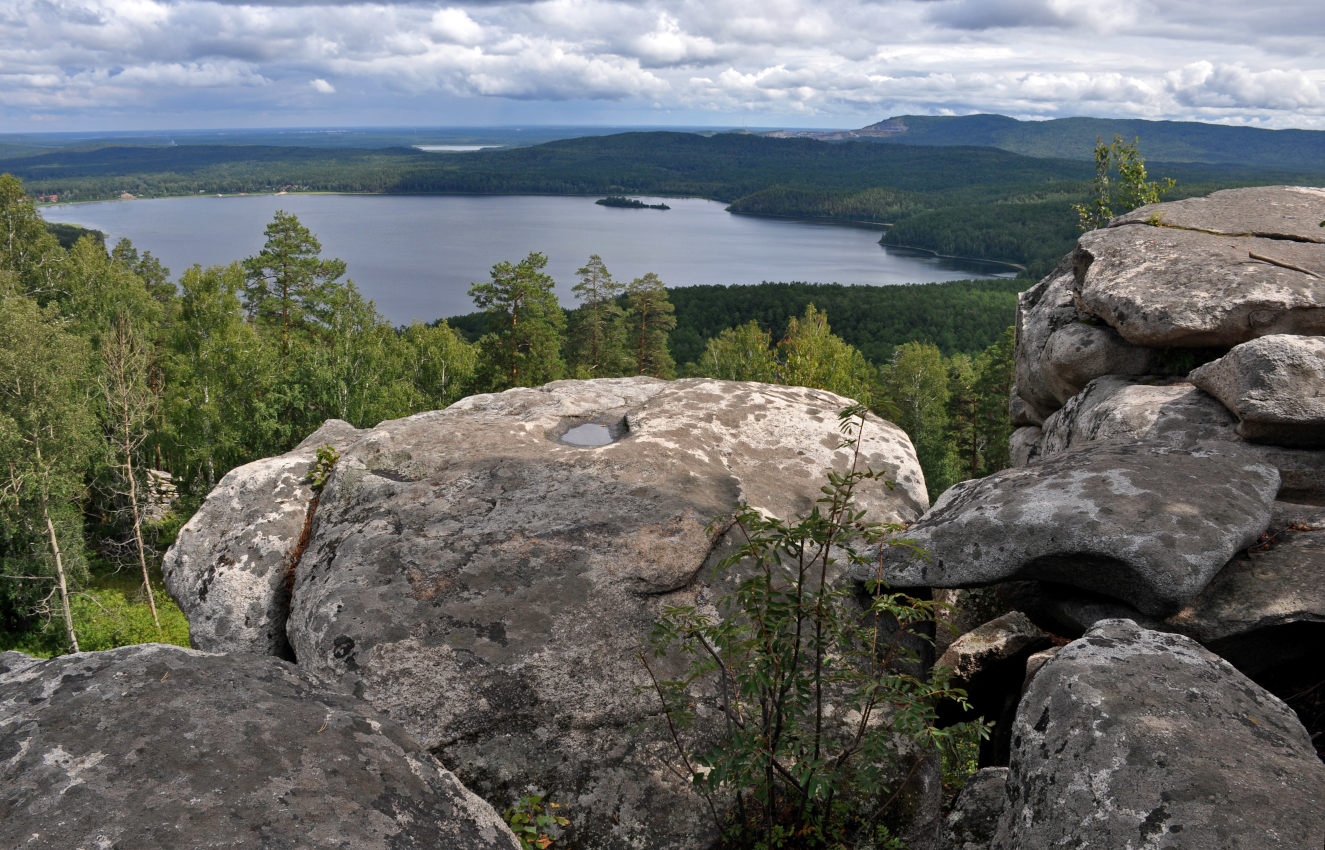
[41,194,1013,325]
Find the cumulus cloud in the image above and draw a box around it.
[0,0,1322,129]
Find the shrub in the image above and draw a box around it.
[643,405,984,848]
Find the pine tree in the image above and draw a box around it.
[625,272,676,378]
[566,254,627,377]
[469,252,566,390]
[242,211,347,354]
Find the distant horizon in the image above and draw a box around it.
[8,111,1325,142]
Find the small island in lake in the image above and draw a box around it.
[596,195,670,210]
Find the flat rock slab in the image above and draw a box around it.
[0,644,518,850]
[1116,185,1325,242]
[187,377,927,850]
[1169,502,1325,660]
[1190,333,1325,447]
[163,419,366,657]
[1074,220,1325,349]
[993,619,1325,849]
[869,441,1279,616]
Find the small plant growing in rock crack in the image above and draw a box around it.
[307,444,340,493]
[504,795,570,850]
[642,404,985,848]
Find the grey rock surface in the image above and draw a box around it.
[941,767,1008,850]
[1038,377,1235,457]
[186,378,927,850]
[1013,258,1092,421]
[1116,185,1325,242]
[0,643,519,850]
[1189,333,1325,447]
[1007,426,1042,467]
[1168,502,1325,671]
[1032,375,1325,501]
[163,418,366,657]
[1038,321,1163,408]
[867,441,1280,616]
[937,611,1051,765]
[1074,215,1325,348]
[992,619,1325,849]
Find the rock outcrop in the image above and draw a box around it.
[0,644,519,850]
[993,620,1325,849]
[162,419,365,658]
[911,186,1325,841]
[164,377,929,850]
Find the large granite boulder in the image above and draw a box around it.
[163,419,365,658]
[992,619,1325,848]
[864,441,1279,616]
[1190,333,1325,448]
[1038,377,1234,457]
[1073,187,1325,348]
[1030,376,1325,501]
[0,644,519,850]
[170,377,928,850]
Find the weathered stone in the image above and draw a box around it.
[1033,375,1325,501]
[1168,502,1325,673]
[162,418,366,657]
[937,612,1051,765]
[865,441,1280,616]
[1008,385,1039,427]
[941,767,1008,850]
[1074,211,1325,348]
[1116,185,1325,242]
[1189,333,1325,447]
[1039,377,1235,457]
[1007,426,1042,467]
[993,619,1325,849]
[1039,321,1164,407]
[180,378,927,850]
[0,644,520,850]
[1013,258,1092,420]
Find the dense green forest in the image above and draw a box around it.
[10,125,1320,278]
[0,171,1018,657]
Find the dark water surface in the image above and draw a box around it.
[43,194,1012,325]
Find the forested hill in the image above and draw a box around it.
[9,125,1324,277]
[784,114,1325,171]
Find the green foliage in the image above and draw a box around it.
[624,271,677,378]
[644,406,983,848]
[4,573,191,657]
[776,305,876,405]
[470,251,567,391]
[877,342,957,501]
[243,210,348,353]
[308,445,340,493]
[667,280,1024,368]
[1073,135,1175,231]
[566,254,628,378]
[694,321,778,383]
[504,795,570,850]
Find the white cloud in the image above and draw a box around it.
[0,0,1322,129]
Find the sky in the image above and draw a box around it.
[3,0,1323,133]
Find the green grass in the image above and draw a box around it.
[3,570,191,657]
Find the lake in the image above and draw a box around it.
[41,194,1014,325]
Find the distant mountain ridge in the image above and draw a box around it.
[766,114,1325,171]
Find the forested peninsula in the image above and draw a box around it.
[8,115,1325,277]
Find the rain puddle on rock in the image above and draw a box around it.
[561,423,615,447]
